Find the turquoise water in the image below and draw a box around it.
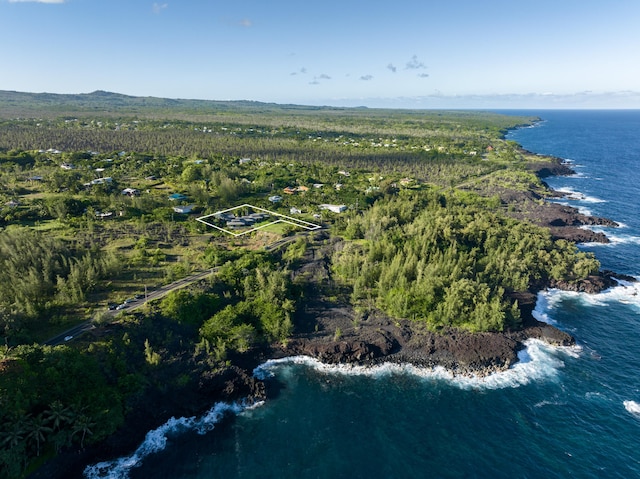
[86,111,640,479]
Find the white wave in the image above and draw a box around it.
[585,391,605,400]
[534,399,567,408]
[580,226,640,246]
[255,339,573,391]
[623,400,640,416]
[84,401,248,479]
[567,171,589,179]
[555,187,606,204]
[533,280,640,316]
[548,200,593,216]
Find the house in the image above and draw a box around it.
[313,183,324,189]
[168,193,188,201]
[319,204,347,213]
[248,213,270,221]
[283,187,297,195]
[6,200,19,208]
[91,177,113,185]
[290,207,302,214]
[239,158,252,165]
[268,195,283,203]
[173,204,195,214]
[227,220,247,229]
[296,185,309,192]
[214,212,236,221]
[60,162,74,170]
[121,188,140,196]
[338,170,351,177]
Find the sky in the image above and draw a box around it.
[1,0,640,109]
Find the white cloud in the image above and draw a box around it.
[152,2,168,14]
[238,18,252,27]
[8,0,66,3]
[387,63,397,73]
[360,75,373,81]
[405,55,426,70]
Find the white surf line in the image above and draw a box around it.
[554,186,606,204]
[196,203,322,237]
[254,338,572,391]
[84,401,257,479]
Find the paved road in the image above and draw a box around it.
[45,268,216,346]
[44,230,318,346]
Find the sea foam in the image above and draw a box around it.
[254,338,571,391]
[623,400,640,416]
[533,278,640,316]
[84,401,249,479]
[579,225,640,247]
[555,186,606,204]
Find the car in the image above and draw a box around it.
[124,298,136,303]
[116,303,128,310]
[135,293,145,300]
[64,335,73,341]
[108,303,118,310]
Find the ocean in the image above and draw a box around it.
[85,110,640,479]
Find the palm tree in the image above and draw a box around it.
[1,417,26,450]
[25,413,52,457]
[72,414,94,449]
[45,400,71,431]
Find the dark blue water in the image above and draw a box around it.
[86,111,640,479]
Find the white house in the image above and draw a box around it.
[268,195,283,203]
[173,204,195,214]
[319,204,347,213]
[91,177,113,185]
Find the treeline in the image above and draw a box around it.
[332,191,599,332]
[0,247,299,477]
[0,113,528,185]
[0,344,124,478]
[0,227,121,344]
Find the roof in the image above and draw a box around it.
[168,193,187,200]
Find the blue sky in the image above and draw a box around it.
[1,0,640,108]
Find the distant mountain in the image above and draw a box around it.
[0,89,356,119]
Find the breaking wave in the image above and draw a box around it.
[84,401,256,479]
[554,186,606,204]
[623,400,640,416]
[255,338,574,391]
[533,278,640,314]
[579,225,640,247]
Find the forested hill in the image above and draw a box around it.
[0,89,316,118]
[0,89,533,132]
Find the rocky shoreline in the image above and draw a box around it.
[30,155,630,479]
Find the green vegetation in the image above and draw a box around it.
[332,191,598,332]
[0,91,596,477]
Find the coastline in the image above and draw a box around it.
[29,153,628,479]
